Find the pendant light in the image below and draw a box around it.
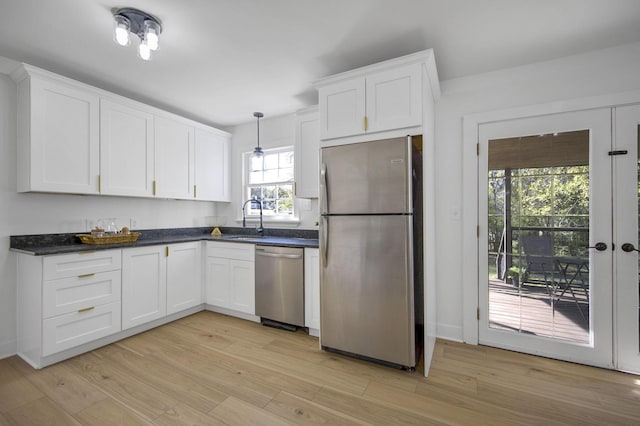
[253,112,264,157]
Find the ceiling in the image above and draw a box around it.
[1,0,640,129]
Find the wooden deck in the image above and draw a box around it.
[489,278,590,343]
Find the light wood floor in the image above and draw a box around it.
[1,311,639,425]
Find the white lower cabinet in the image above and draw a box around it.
[304,248,320,335]
[17,250,122,368]
[167,242,203,315]
[122,245,167,330]
[205,242,255,315]
[122,242,204,330]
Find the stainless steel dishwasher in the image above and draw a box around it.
[255,245,304,330]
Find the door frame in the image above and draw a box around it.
[462,89,640,348]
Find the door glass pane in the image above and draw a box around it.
[487,130,590,343]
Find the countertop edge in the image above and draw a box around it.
[10,234,319,256]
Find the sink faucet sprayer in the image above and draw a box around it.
[241,197,264,235]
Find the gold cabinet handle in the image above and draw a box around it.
[98,175,102,193]
[78,273,95,278]
[364,116,368,131]
[153,180,157,196]
[194,185,197,198]
[166,246,169,257]
[78,307,95,313]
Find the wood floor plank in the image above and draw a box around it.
[148,402,226,426]
[0,359,44,413]
[312,386,444,425]
[74,398,152,425]
[224,339,370,395]
[64,352,177,421]
[264,391,368,426]
[99,343,226,412]
[5,396,81,426]
[209,396,292,426]
[18,362,108,414]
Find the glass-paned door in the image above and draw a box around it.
[614,105,640,374]
[479,109,614,368]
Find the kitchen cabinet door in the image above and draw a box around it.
[205,259,254,314]
[205,242,255,315]
[318,78,366,140]
[365,64,422,133]
[229,259,255,315]
[205,256,231,308]
[154,116,195,199]
[304,248,320,335]
[100,99,155,197]
[194,127,230,201]
[294,107,320,198]
[167,242,203,315]
[15,68,100,194]
[122,245,167,330]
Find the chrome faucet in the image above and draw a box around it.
[241,197,264,235]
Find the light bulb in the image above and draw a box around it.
[138,39,152,61]
[113,15,131,46]
[144,20,160,51]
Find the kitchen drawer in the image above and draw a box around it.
[42,301,121,356]
[43,250,121,280]
[207,241,254,261]
[43,270,121,318]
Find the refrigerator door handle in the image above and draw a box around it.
[321,216,329,266]
[406,135,413,214]
[320,162,328,214]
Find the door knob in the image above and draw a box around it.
[588,242,608,251]
[621,243,640,253]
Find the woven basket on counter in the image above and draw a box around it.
[76,232,141,245]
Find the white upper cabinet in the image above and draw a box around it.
[294,106,320,199]
[365,65,422,133]
[318,79,366,140]
[154,116,195,200]
[13,65,100,194]
[195,127,231,201]
[11,64,230,201]
[100,99,155,197]
[314,49,439,143]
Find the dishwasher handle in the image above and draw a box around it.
[255,251,303,260]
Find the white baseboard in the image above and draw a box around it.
[436,323,464,343]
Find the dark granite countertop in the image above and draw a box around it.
[10,227,319,256]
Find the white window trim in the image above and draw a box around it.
[240,146,299,224]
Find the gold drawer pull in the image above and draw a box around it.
[78,307,95,313]
[78,273,95,278]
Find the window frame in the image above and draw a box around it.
[242,146,297,222]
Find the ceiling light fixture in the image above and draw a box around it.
[112,7,162,61]
[253,112,264,158]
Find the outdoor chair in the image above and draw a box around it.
[519,234,559,294]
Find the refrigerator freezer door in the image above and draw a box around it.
[320,215,415,367]
[321,137,411,214]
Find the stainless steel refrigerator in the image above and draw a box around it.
[319,136,420,369]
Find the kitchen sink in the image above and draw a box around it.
[224,235,263,241]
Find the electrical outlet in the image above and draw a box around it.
[130,217,139,229]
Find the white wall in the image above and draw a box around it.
[0,72,220,358]
[217,113,319,230]
[435,41,640,341]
